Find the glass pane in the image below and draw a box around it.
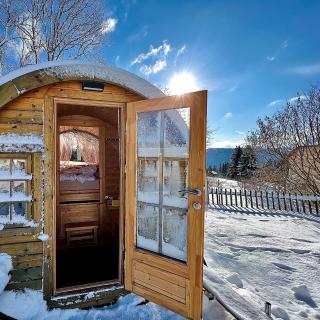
[0,203,9,217]
[0,159,10,176]
[0,181,10,195]
[163,160,188,209]
[12,202,26,216]
[12,159,26,174]
[137,203,159,252]
[137,159,160,205]
[136,107,190,262]
[162,208,188,261]
[137,111,161,157]
[13,181,26,194]
[164,108,190,157]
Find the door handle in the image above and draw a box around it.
[178,188,202,196]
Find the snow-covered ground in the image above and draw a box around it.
[0,252,231,320]
[2,198,319,319]
[205,205,320,320]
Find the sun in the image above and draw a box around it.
[168,71,199,95]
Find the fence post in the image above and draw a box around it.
[300,193,306,214]
[308,199,312,215]
[266,191,269,210]
[240,189,243,207]
[250,190,253,208]
[225,189,228,206]
[235,189,238,207]
[254,190,258,209]
[289,193,293,211]
[215,188,218,204]
[230,189,233,206]
[260,191,264,209]
[283,192,287,211]
[277,192,281,210]
[245,189,248,207]
[295,193,299,213]
[271,191,275,210]
[315,199,319,216]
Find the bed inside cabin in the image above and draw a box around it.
[55,103,122,291]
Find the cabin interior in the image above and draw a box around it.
[55,102,122,291]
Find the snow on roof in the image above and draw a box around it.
[0,60,164,109]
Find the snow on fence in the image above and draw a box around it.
[208,187,320,215]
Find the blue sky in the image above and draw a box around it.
[101,0,320,147]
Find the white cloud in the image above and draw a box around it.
[289,95,307,102]
[208,139,245,148]
[101,18,117,34]
[139,59,167,75]
[176,45,186,57]
[223,112,233,119]
[289,63,320,75]
[267,56,275,61]
[131,41,171,65]
[235,130,245,135]
[131,41,171,76]
[268,99,283,107]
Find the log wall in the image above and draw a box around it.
[0,80,143,295]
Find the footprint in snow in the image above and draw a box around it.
[259,219,269,222]
[247,233,269,238]
[225,273,243,288]
[292,285,318,308]
[290,248,311,254]
[290,238,314,243]
[273,262,296,272]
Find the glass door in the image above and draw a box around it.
[125,91,207,319]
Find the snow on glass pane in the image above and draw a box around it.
[137,111,161,157]
[137,203,159,252]
[136,108,190,262]
[0,181,10,194]
[13,181,26,194]
[137,159,160,205]
[163,160,188,209]
[162,208,188,261]
[164,108,190,157]
[0,159,10,174]
[13,159,26,173]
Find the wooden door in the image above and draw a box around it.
[125,91,207,319]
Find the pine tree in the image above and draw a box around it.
[227,146,243,178]
[238,145,257,177]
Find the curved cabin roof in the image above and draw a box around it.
[0,60,164,109]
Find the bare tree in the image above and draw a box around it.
[0,0,110,71]
[0,0,19,72]
[247,87,320,194]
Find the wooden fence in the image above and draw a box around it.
[208,187,320,216]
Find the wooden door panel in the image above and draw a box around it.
[125,91,207,320]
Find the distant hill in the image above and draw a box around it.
[206,148,233,168]
[206,148,277,169]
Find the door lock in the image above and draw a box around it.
[192,202,202,210]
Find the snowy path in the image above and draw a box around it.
[204,206,320,320]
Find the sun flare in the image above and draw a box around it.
[168,71,199,95]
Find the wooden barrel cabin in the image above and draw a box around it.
[0,61,207,319]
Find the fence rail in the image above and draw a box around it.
[208,187,320,216]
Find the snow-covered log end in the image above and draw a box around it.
[0,253,13,295]
[0,134,44,153]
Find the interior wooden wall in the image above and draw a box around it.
[0,80,143,292]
